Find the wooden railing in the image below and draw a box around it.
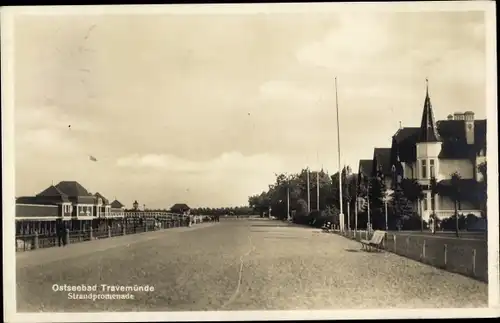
[15,215,213,253]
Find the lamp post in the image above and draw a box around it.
[335,77,344,233]
[306,168,311,214]
[383,189,394,231]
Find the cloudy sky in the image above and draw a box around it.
[11,5,488,208]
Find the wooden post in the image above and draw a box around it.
[89,227,94,240]
[122,224,126,236]
[444,244,447,267]
[472,249,476,275]
[33,231,39,250]
[108,225,112,238]
[422,240,426,260]
[393,235,396,252]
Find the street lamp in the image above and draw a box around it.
[383,189,394,231]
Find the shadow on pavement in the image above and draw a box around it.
[250,224,291,227]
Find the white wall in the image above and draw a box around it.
[403,162,416,179]
[416,142,442,159]
[419,195,480,220]
[438,159,474,180]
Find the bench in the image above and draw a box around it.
[321,222,332,233]
[360,230,386,252]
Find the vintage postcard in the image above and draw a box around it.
[2,2,498,322]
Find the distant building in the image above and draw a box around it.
[170,203,190,215]
[16,181,121,220]
[94,192,111,218]
[110,199,126,213]
[372,147,393,189]
[360,83,486,221]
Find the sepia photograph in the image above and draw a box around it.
[2,2,498,322]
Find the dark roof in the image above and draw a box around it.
[393,127,420,144]
[54,181,96,204]
[171,203,190,211]
[358,159,372,177]
[36,185,70,202]
[418,88,441,142]
[392,127,420,163]
[55,181,92,197]
[94,192,109,205]
[16,204,59,218]
[436,119,486,159]
[373,148,392,176]
[110,200,125,208]
[392,120,486,161]
[16,196,59,205]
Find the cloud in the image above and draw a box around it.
[295,13,393,76]
[116,151,283,175]
[12,11,487,208]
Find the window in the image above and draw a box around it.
[423,198,428,211]
[421,160,427,179]
[429,159,435,178]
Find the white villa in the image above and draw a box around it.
[359,83,486,221]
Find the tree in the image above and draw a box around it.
[368,170,385,230]
[341,166,353,230]
[429,176,438,234]
[391,185,413,230]
[450,172,463,237]
[401,178,425,231]
[478,161,487,218]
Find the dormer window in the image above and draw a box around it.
[421,160,427,179]
[429,159,436,178]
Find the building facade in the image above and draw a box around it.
[16,181,123,221]
[365,83,486,221]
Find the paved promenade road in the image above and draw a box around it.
[16,219,487,312]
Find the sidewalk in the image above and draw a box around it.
[16,222,216,268]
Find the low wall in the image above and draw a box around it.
[337,230,488,283]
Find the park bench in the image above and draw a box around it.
[321,222,332,233]
[360,230,386,252]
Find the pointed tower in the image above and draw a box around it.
[415,79,442,222]
[418,79,441,142]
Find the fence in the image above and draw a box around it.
[15,215,210,253]
[336,229,488,283]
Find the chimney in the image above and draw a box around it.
[453,112,464,121]
[464,111,475,145]
[464,111,475,121]
[447,114,453,120]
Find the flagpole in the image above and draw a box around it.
[335,77,344,233]
[317,169,320,211]
[306,168,311,214]
[317,152,320,211]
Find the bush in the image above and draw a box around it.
[401,213,427,230]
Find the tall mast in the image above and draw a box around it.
[317,152,320,211]
[335,77,344,232]
[306,168,311,214]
